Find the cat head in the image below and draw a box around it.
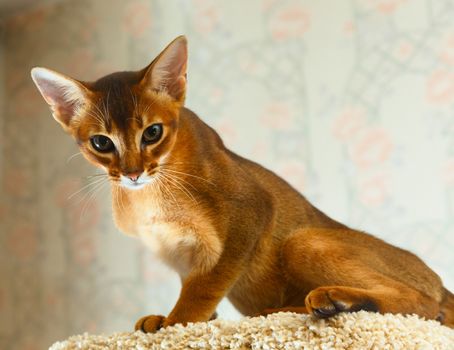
[31,36,188,190]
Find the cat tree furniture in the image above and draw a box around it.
[50,311,454,349]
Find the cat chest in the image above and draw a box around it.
[138,219,198,277]
[113,195,223,277]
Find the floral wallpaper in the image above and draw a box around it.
[0,0,453,349]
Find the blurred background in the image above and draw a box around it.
[0,0,453,348]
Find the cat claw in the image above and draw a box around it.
[312,306,338,318]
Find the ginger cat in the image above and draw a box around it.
[31,36,454,331]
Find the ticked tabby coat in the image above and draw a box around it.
[31,36,454,331]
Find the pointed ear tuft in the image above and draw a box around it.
[142,35,188,102]
[31,67,88,128]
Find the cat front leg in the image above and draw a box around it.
[135,253,245,333]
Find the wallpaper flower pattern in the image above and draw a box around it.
[0,0,453,349]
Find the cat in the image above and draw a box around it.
[31,36,454,331]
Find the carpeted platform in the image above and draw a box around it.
[49,311,454,349]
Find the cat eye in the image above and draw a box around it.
[90,135,115,153]
[142,124,163,145]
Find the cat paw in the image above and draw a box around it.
[135,314,165,333]
[305,287,377,318]
[305,288,340,318]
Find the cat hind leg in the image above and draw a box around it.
[280,228,441,321]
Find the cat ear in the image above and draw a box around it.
[142,35,188,102]
[31,67,89,128]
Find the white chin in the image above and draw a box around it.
[119,174,152,190]
[121,182,148,190]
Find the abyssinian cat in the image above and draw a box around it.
[31,36,454,331]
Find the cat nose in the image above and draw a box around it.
[126,171,143,182]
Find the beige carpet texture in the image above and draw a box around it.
[49,311,454,349]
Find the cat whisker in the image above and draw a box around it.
[73,178,109,208]
[113,185,127,214]
[113,185,121,213]
[85,110,102,123]
[92,99,110,126]
[86,108,107,126]
[160,170,199,196]
[159,166,217,187]
[119,185,127,213]
[139,92,157,116]
[141,103,152,116]
[129,87,139,113]
[159,161,196,167]
[126,117,142,124]
[105,89,111,119]
[67,176,109,201]
[66,152,83,164]
[161,171,199,192]
[155,173,182,210]
[80,177,108,220]
[98,89,110,122]
[159,171,198,206]
[155,174,178,208]
[85,173,109,179]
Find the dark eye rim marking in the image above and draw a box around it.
[90,135,115,153]
[142,123,164,145]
